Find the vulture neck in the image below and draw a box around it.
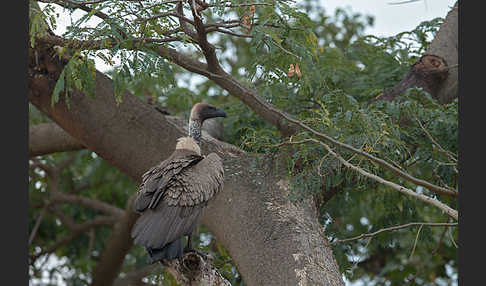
[188,119,202,146]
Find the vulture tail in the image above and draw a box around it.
[146,238,183,263]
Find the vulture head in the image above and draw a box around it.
[190,102,227,122]
[188,102,226,145]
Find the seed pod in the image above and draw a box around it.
[288,64,295,78]
[295,63,301,78]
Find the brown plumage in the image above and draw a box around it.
[131,103,226,263]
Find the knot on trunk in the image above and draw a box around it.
[371,54,449,103]
[163,251,230,285]
[182,252,204,274]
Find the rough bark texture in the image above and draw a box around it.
[28,42,344,285]
[29,122,85,157]
[426,1,458,104]
[28,118,222,158]
[373,55,449,102]
[373,2,458,104]
[163,252,232,285]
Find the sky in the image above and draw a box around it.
[32,1,457,285]
[321,0,457,37]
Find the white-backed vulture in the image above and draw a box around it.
[131,103,226,263]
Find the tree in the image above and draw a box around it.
[28,0,458,285]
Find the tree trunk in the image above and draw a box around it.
[28,42,345,286]
[373,1,458,104]
[426,1,458,104]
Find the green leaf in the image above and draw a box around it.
[51,68,66,106]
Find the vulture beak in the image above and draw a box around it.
[203,105,227,120]
[212,107,227,118]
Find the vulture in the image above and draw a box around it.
[131,102,226,263]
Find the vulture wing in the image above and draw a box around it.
[133,152,203,213]
[131,151,224,250]
[164,153,224,207]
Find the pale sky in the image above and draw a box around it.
[322,0,456,37]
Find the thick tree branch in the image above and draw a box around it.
[176,1,197,40]
[28,41,345,286]
[29,122,85,157]
[188,0,220,72]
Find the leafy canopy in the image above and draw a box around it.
[29,0,457,285]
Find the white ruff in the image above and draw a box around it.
[176,137,201,155]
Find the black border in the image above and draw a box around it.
[458,1,479,285]
[6,1,29,285]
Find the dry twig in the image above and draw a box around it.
[331,222,458,244]
[275,138,458,220]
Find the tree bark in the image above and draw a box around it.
[373,1,458,104]
[29,122,85,157]
[426,1,458,104]
[163,252,232,285]
[28,43,344,286]
[372,54,449,102]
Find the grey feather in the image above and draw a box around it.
[164,153,224,207]
[133,150,203,213]
[146,238,183,263]
[131,201,204,249]
[131,148,224,262]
